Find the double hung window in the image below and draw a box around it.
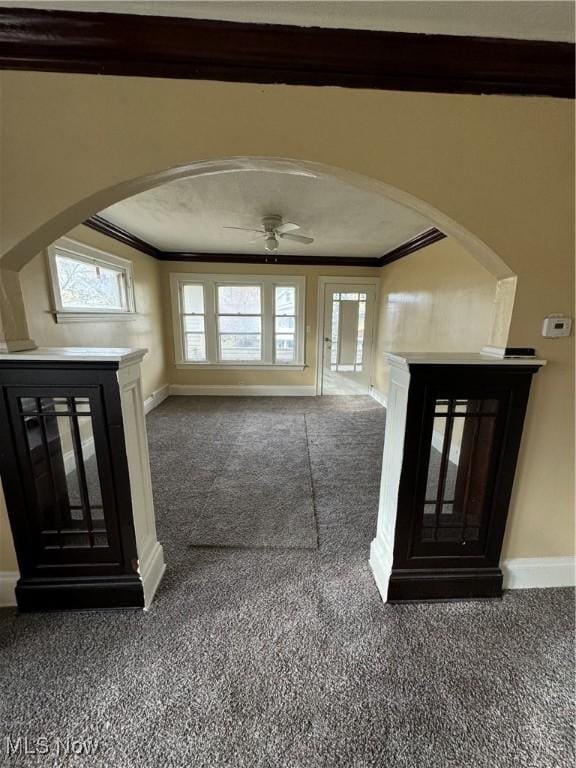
[171,274,305,368]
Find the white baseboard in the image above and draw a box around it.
[0,571,18,607]
[169,384,316,397]
[144,384,170,414]
[502,556,576,590]
[369,387,388,408]
[139,541,166,609]
[369,537,393,603]
[1,556,573,609]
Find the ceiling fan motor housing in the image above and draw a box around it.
[262,214,283,232]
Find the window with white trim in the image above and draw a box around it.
[171,274,306,368]
[48,238,135,322]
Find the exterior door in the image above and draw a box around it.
[321,283,377,395]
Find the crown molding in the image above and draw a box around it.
[158,252,381,267]
[83,215,162,259]
[0,8,573,98]
[83,217,446,268]
[378,228,446,267]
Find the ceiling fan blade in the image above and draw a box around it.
[249,234,267,243]
[275,222,300,235]
[223,226,264,233]
[280,233,314,244]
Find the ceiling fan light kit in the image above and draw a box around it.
[265,234,279,252]
[223,214,314,253]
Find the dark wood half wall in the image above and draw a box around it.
[0,8,573,98]
[83,215,446,268]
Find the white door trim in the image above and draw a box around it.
[315,276,381,395]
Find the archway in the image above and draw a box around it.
[0,156,518,352]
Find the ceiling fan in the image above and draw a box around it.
[223,214,314,253]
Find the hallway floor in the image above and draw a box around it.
[0,397,574,768]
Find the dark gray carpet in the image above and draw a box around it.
[0,396,574,768]
[148,402,318,549]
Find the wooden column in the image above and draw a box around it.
[0,347,165,611]
[370,352,545,602]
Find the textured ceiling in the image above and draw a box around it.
[100,170,433,258]
[3,1,575,42]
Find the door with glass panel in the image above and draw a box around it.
[321,284,377,395]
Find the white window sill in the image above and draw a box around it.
[53,312,137,323]
[175,363,306,371]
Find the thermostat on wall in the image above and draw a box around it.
[542,315,572,338]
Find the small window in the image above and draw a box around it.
[48,238,135,321]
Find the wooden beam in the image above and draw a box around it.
[1,8,573,98]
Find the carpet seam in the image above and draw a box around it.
[303,412,321,552]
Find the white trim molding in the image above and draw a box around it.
[54,312,136,324]
[502,556,576,590]
[117,358,165,608]
[0,339,36,353]
[0,571,18,607]
[316,276,381,395]
[370,386,388,408]
[372,385,461,463]
[170,272,306,369]
[169,384,316,397]
[47,237,136,319]
[1,558,573,610]
[139,540,166,609]
[143,384,170,415]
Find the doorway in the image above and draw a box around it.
[317,278,379,395]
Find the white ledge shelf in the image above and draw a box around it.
[0,346,148,367]
[385,352,547,367]
[175,363,306,371]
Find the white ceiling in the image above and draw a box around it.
[99,169,434,258]
[3,1,575,42]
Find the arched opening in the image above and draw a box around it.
[1,157,518,361]
[1,156,516,280]
[1,156,521,610]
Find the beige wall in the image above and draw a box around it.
[21,225,168,400]
[0,72,573,566]
[162,261,379,387]
[373,237,498,395]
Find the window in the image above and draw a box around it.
[48,238,135,321]
[182,284,206,361]
[217,285,262,362]
[275,286,297,363]
[171,274,305,368]
[330,292,367,372]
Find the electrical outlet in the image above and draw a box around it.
[238,380,246,385]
